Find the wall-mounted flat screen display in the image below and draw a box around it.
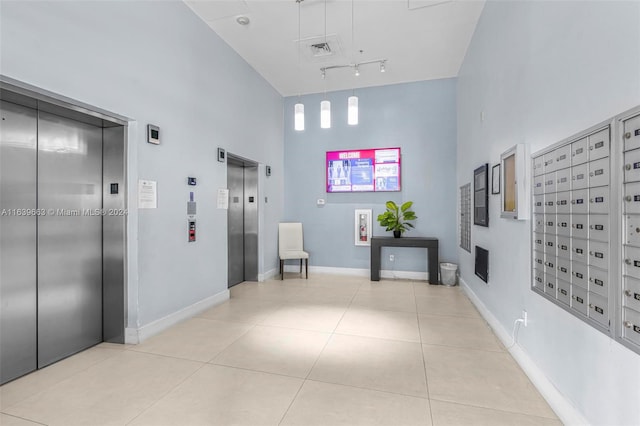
[326,147,401,193]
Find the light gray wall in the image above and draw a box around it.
[284,80,457,274]
[0,1,284,327]
[457,1,640,424]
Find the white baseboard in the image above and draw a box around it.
[259,268,278,282]
[282,264,430,281]
[459,277,588,426]
[125,289,230,344]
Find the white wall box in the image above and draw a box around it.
[531,105,640,356]
[501,144,530,219]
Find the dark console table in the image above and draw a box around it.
[370,237,439,284]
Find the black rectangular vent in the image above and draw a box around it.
[475,245,489,283]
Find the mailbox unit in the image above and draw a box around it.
[531,106,640,355]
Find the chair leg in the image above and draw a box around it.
[280,259,284,280]
[305,258,308,279]
[300,259,303,273]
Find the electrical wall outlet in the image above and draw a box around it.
[389,254,395,262]
[522,310,528,327]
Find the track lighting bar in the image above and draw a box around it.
[320,59,387,78]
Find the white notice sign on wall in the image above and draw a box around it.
[217,188,229,210]
[138,180,157,209]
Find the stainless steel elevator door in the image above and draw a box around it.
[37,111,103,367]
[0,101,38,383]
[228,161,245,287]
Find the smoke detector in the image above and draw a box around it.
[236,16,250,25]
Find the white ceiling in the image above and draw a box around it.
[184,0,485,96]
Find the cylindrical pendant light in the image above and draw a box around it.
[294,103,305,131]
[320,100,331,129]
[348,96,358,125]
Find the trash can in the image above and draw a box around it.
[440,263,458,286]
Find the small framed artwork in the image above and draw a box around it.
[474,163,489,227]
[355,209,372,246]
[491,164,501,194]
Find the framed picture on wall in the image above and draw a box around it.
[474,163,489,227]
[355,209,372,246]
[491,164,501,194]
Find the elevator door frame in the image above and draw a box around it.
[227,154,259,287]
[0,77,128,384]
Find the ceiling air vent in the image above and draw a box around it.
[310,42,333,57]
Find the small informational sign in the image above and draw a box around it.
[217,189,229,210]
[138,180,157,209]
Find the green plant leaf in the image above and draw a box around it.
[400,201,413,212]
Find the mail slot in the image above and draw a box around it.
[571,137,589,166]
[588,157,609,188]
[622,307,640,346]
[534,214,544,233]
[545,272,557,297]
[571,163,588,190]
[533,232,544,251]
[571,284,588,316]
[588,214,609,243]
[571,188,588,214]
[533,194,544,214]
[544,237,556,257]
[533,268,544,291]
[557,235,571,259]
[544,193,556,214]
[588,291,608,328]
[623,113,640,152]
[624,148,640,183]
[533,155,545,177]
[588,266,609,298]
[544,172,557,194]
[544,152,557,174]
[623,275,640,312]
[571,215,588,240]
[588,186,609,214]
[554,144,572,172]
[624,245,640,280]
[623,181,640,214]
[533,175,544,195]
[571,261,588,289]
[588,241,608,270]
[555,191,571,214]
[556,214,570,237]
[588,128,610,161]
[572,238,588,264]
[625,215,640,246]
[556,258,571,283]
[557,279,571,306]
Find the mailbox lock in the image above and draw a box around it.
[589,146,594,150]
[571,200,576,204]
[589,251,594,255]
[625,290,632,297]
[626,195,632,202]
[625,132,631,139]
[625,258,632,265]
[572,295,576,300]
[589,277,593,282]
[626,164,632,170]
[589,303,594,308]
[590,225,594,229]
[624,321,632,328]
[589,198,594,203]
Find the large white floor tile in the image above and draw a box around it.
[0,413,44,426]
[212,325,330,377]
[359,279,416,294]
[281,380,432,426]
[423,345,556,418]
[351,289,417,313]
[283,286,357,305]
[197,298,282,324]
[418,314,503,351]
[0,346,123,410]
[430,399,562,426]
[130,317,252,362]
[3,351,202,426]
[335,306,421,342]
[415,293,481,318]
[129,364,302,426]
[309,334,428,398]
[260,303,347,332]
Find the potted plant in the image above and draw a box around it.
[377,201,417,238]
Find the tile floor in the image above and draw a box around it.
[0,274,562,426]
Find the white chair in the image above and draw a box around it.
[278,222,309,280]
